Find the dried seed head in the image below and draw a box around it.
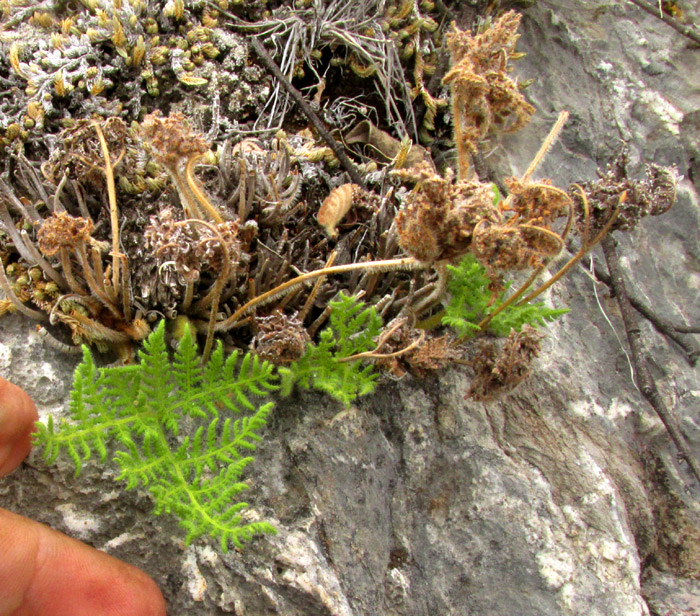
[317,183,361,237]
[37,212,94,256]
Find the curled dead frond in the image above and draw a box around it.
[223,137,301,225]
[250,310,311,364]
[317,183,361,238]
[468,325,543,400]
[570,146,679,234]
[145,208,240,288]
[395,168,499,263]
[442,11,535,178]
[43,117,127,187]
[37,212,94,257]
[141,111,224,223]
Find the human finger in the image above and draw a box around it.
[0,507,167,616]
[0,378,38,477]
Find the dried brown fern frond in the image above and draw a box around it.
[141,111,224,223]
[394,166,499,263]
[42,117,127,187]
[570,145,679,235]
[468,325,543,400]
[442,11,535,178]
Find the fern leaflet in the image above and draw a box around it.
[279,293,382,405]
[443,254,569,337]
[34,321,278,552]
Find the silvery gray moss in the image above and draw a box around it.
[0,4,679,549]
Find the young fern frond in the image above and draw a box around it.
[279,293,383,405]
[34,321,278,552]
[442,254,569,338]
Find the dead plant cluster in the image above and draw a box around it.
[0,9,679,401]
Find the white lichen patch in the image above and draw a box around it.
[0,342,11,370]
[196,545,219,567]
[536,548,575,589]
[182,546,208,602]
[55,503,101,539]
[101,532,142,552]
[568,398,634,420]
[637,89,683,135]
[276,531,353,616]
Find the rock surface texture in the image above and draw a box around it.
[1,1,700,615]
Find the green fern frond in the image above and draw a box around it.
[34,321,278,552]
[443,254,569,337]
[279,293,382,405]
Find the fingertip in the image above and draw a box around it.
[0,378,38,476]
[2,508,168,616]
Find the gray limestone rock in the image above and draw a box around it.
[1,1,700,615]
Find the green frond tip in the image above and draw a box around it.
[279,292,382,405]
[34,320,277,550]
[443,254,569,338]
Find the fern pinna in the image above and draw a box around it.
[279,292,382,405]
[34,321,277,552]
[442,254,569,337]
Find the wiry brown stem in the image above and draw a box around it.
[91,122,121,302]
[181,219,232,363]
[249,37,365,187]
[626,0,700,46]
[602,235,700,486]
[185,154,225,224]
[75,242,121,318]
[215,257,428,331]
[298,251,337,323]
[520,111,569,183]
[340,320,426,363]
[515,186,620,306]
[59,248,88,297]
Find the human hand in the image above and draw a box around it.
[0,377,167,616]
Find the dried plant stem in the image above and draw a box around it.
[185,155,225,224]
[298,250,337,322]
[476,265,546,332]
[626,0,700,46]
[182,219,232,362]
[452,93,469,180]
[75,242,121,318]
[249,37,365,187]
[520,111,569,183]
[59,248,88,297]
[411,263,448,316]
[0,201,39,266]
[91,122,121,301]
[36,326,83,354]
[341,319,426,363]
[216,257,428,331]
[515,186,620,306]
[602,235,700,486]
[182,280,195,312]
[18,230,66,288]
